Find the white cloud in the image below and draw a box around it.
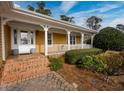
[97,4,121,13]
[14,3,21,8]
[68,3,123,28]
[60,1,78,13]
[69,3,121,17]
[108,16,124,27]
[74,17,87,27]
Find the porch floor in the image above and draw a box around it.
[0,54,50,86]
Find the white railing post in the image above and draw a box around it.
[91,34,95,47]
[81,33,84,48]
[42,25,49,56]
[67,31,70,50]
[1,17,13,61]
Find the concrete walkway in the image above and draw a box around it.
[0,72,77,91]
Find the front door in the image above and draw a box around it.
[19,31,35,54]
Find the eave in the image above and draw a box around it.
[0,1,97,34]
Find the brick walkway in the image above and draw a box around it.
[0,72,77,91]
[1,54,50,86]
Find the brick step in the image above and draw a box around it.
[5,61,49,68]
[1,68,50,85]
[7,57,47,63]
[3,65,49,75]
[1,54,50,86]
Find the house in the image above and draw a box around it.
[0,1,97,63]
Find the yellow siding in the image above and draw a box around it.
[35,31,82,53]
[53,33,67,44]
[0,17,2,65]
[36,32,68,53]
[76,36,81,44]
[36,31,45,53]
[4,25,11,58]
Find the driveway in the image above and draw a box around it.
[0,72,77,91]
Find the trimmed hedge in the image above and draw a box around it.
[93,27,124,51]
[65,48,103,64]
[49,58,63,71]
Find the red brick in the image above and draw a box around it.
[1,54,50,86]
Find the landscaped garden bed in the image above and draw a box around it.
[48,48,124,90]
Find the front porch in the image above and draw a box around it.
[2,20,94,60]
[48,44,92,55]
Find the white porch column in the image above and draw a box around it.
[1,17,13,61]
[67,31,70,50]
[81,33,84,48]
[1,17,5,61]
[91,34,95,46]
[42,25,49,56]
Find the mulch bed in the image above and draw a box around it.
[57,63,124,91]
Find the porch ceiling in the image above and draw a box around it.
[8,21,68,34]
[8,21,83,36]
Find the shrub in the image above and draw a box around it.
[65,48,103,64]
[93,27,124,51]
[97,52,124,75]
[49,58,63,71]
[76,55,105,72]
[76,51,124,75]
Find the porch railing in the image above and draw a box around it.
[70,44,82,50]
[48,44,92,54]
[48,44,68,53]
[83,44,92,48]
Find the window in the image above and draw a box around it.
[20,31,28,45]
[13,29,17,44]
[70,35,76,45]
[30,32,34,44]
[48,33,52,46]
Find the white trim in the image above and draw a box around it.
[70,34,76,45]
[11,4,96,33]
[19,31,36,54]
[11,28,18,49]
[67,31,70,50]
[11,27,36,54]
[81,33,84,48]
[91,34,95,46]
[43,25,49,56]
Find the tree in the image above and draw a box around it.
[35,1,51,16]
[37,1,45,10]
[42,9,51,16]
[60,15,75,23]
[27,5,34,11]
[116,24,124,31]
[27,1,52,16]
[86,16,102,30]
[93,27,124,51]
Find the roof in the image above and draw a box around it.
[0,1,97,34]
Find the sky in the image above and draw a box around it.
[14,1,124,29]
